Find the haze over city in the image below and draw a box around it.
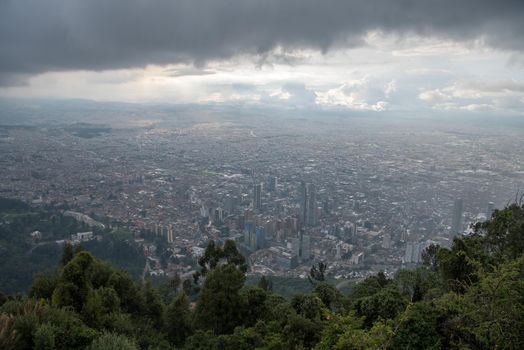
[0,2,524,349]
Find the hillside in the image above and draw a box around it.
[0,198,145,294]
[1,203,523,350]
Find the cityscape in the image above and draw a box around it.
[1,1,524,348]
[2,101,523,284]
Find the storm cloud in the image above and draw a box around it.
[1,0,523,83]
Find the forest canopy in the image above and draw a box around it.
[1,203,523,349]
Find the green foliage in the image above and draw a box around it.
[60,243,75,267]
[82,287,120,328]
[282,313,322,349]
[258,275,273,292]
[308,261,327,284]
[315,314,392,350]
[34,323,56,350]
[141,281,164,329]
[87,332,138,350]
[354,283,407,327]
[165,293,192,346]
[0,202,143,294]
[29,273,59,300]
[240,286,269,327]
[1,204,523,349]
[421,243,440,271]
[195,263,246,334]
[349,271,390,301]
[291,294,325,322]
[393,267,442,302]
[390,302,443,349]
[313,282,344,312]
[437,236,485,293]
[246,275,314,298]
[195,239,247,282]
[477,203,524,260]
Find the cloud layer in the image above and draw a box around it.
[1,0,523,83]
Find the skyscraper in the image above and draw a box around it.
[451,198,463,236]
[255,226,266,250]
[382,233,391,249]
[291,237,301,257]
[301,234,311,260]
[486,202,495,219]
[244,221,254,247]
[306,183,317,226]
[299,181,308,225]
[268,176,277,192]
[299,181,318,227]
[404,242,414,263]
[166,224,174,243]
[253,183,262,210]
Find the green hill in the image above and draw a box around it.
[1,202,523,349]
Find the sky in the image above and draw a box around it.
[1,0,523,115]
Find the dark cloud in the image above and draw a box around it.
[1,0,523,83]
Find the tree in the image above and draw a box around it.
[437,237,483,293]
[195,264,245,334]
[257,276,273,292]
[391,302,443,350]
[476,203,524,260]
[314,282,344,312]
[354,284,407,327]
[52,251,96,311]
[240,287,269,327]
[34,323,56,350]
[291,294,325,321]
[0,314,17,350]
[350,272,390,301]
[316,314,393,350]
[141,281,164,329]
[82,287,120,329]
[308,262,327,285]
[394,268,442,303]
[87,332,138,350]
[282,313,322,349]
[194,240,247,285]
[60,243,75,267]
[454,256,524,349]
[421,244,440,271]
[107,271,143,315]
[29,273,58,301]
[182,330,217,350]
[197,240,247,277]
[165,293,192,347]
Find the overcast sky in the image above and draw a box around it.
[1,0,523,115]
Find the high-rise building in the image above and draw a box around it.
[291,237,301,257]
[404,242,414,263]
[291,230,311,261]
[486,202,495,219]
[301,234,311,260]
[244,221,254,246]
[299,181,308,225]
[253,183,262,211]
[451,198,463,235]
[224,194,238,214]
[382,233,392,249]
[298,181,318,227]
[268,176,277,192]
[256,227,266,250]
[166,224,174,243]
[404,241,426,264]
[306,183,317,226]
